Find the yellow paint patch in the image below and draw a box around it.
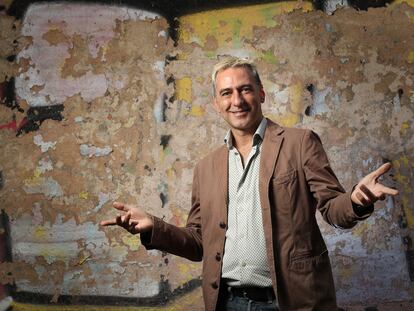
[177,263,199,284]
[34,227,47,240]
[400,155,410,167]
[188,105,205,117]
[352,222,368,237]
[266,112,301,127]
[392,0,414,8]
[179,2,313,47]
[400,121,410,136]
[175,77,192,103]
[39,247,70,263]
[24,167,45,186]
[166,168,175,179]
[289,82,303,114]
[176,53,188,60]
[34,167,42,178]
[122,234,140,251]
[394,172,408,185]
[77,252,91,265]
[124,117,135,128]
[169,205,187,227]
[338,265,355,280]
[407,51,414,64]
[79,191,88,199]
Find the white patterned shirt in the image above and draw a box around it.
[221,118,272,287]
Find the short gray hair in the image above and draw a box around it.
[211,57,262,97]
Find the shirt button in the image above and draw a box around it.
[241,262,246,267]
[219,221,226,229]
[211,281,218,289]
[215,253,221,261]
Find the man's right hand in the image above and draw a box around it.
[100,202,154,235]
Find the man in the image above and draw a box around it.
[101,58,398,310]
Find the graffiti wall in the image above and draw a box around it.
[0,0,413,309]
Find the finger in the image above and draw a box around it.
[113,202,130,212]
[370,162,392,179]
[359,184,377,202]
[100,219,117,226]
[376,184,399,196]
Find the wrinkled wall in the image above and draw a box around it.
[0,0,413,309]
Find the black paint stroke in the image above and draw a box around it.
[11,276,202,306]
[17,105,64,136]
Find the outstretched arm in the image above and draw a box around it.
[100,164,203,261]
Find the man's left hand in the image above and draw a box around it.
[351,162,399,207]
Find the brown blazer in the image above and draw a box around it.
[143,119,372,311]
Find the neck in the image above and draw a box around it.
[231,117,263,150]
[232,130,254,150]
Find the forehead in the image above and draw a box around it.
[215,67,255,88]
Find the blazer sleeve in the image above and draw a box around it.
[140,163,203,261]
[301,130,373,229]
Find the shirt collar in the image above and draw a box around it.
[224,117,267,149]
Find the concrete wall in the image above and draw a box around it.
[0,0,413,309]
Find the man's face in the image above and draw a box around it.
[213,67,265,134]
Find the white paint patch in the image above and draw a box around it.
[74,116,83,123]
[308,87,331,116]
[34,134,57,152]
[158,30,168,38]
[80,144,112,157]
[274,88,289,104]
[153,92,166,123]
[89,192,113,214]
[11,215,107,265]
[321,194,410,304]
[153,60,165,80]
[393,93,401,112]
[15,3,161,107]
[324,0,349,15]
[38,156,53,173]
[23,177,63,198]
[0,297,13,311]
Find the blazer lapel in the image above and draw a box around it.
[259,119,284,197]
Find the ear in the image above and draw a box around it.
[259,88,265,103]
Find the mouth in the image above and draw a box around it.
[229,109,249,114]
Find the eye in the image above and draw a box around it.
[241,86,252,93]
[220,90,231,97]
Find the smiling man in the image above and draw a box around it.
[101,57,398,311]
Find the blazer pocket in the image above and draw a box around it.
[272,169,297,185]
[288,249,329,274]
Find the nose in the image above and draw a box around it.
[232,90,244,106]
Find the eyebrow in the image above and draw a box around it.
[219,84,253,95]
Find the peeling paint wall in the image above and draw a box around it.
[1,0,414,309]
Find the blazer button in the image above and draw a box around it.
[215,253,221,261]
[219,221,226,229]
[211,281,218,289]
